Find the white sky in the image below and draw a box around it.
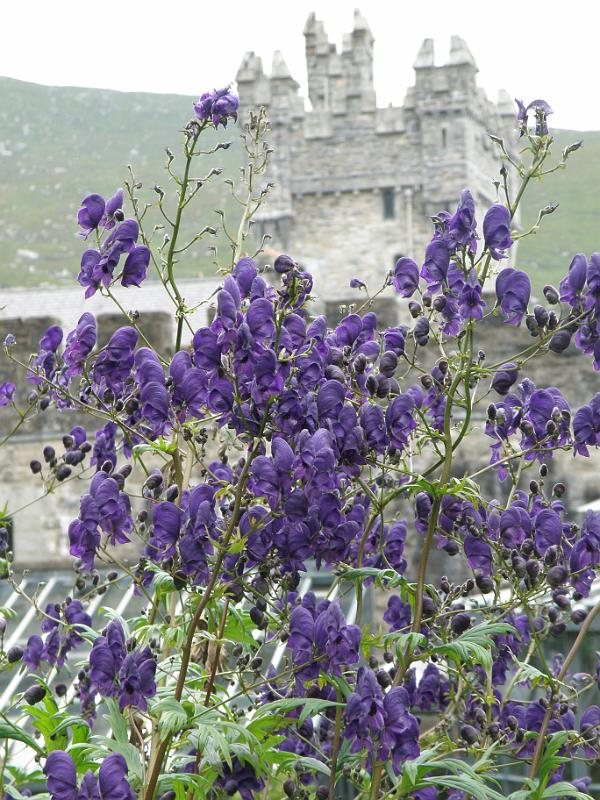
[2,0,599,130]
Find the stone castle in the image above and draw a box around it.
[236,10,516,302]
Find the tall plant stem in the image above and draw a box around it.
[527,596,600,781]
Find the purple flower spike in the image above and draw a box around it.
[194,86,239,128]
[483,204,513,260]
[121,246,150,288]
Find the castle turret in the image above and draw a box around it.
[235,52,270,108]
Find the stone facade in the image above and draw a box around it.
[236,10,516,301]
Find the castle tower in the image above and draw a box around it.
[236,14,516,308]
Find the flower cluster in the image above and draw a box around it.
[44,751,134,800]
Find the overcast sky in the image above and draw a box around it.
[2,0,598,130]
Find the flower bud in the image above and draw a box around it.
[460,724,479,744]
[56,465,71,482]
[534,305,549,328]
[408,301,422,318]
[30,459,42,474]
[376,669,392,688]
[475,574,494,594]
[571,609,587,625]
[547,565,568,587]
[543,285,560,304]
[23,685,46,705]
[451,613,471,635]
[512,555,527,578]
[7,645,23,663]
[553,482,566,498]
[42,446,55,463]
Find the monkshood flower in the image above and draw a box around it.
[495,268,531,326]
[421,240,450,288]
[491,363,519,396]
[89,619,156,711]
[92,327,138,395]
[69,470,133,571]
[29,325,63,385]
[24,599,91,670]
[516,98,553,136]
[213,758,264,800]
[77,219,142,297]
[44,750,135,800]
[383,594,411,631]
[345,668,419,772]
[194,86,239,127]
[559,253,587,305]
[459,272,485,320]
[393,257,420,297]
[386,393,417,451]
[0,381,15,406]
[574,392,600,455]
[483,204,513,260]
[62,313,96,379]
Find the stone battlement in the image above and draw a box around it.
[236,11,517,300]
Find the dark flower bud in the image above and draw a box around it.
[315,788,329,800]
[30,459,42,474]
[476,574,494,594]
[250,656,263,670]
[525,315,539,336]
[506,715,518,731]
[55,683,67,697]
[540,463,548,478]
[420,373,433,389]
[571,609,587,625]
[56,465,71,482]
[249,607,265,627]
[553,482,566,498]
[7,646,24,663]
[440,576,451,594]
[274,254,296,274]
[553,592,571,610]
[101,460,114,474]
[173,572,187,591]
[144,473,163,490]
[353,354,368,373]
[526,559,540,579]
[232,643,243,658]
[551,407,563,424]
[547,565,568,587]
[379,351,398,377]
[224,780,238,796]
[422,294,432,308]
[521,538,534,555]
[422,596,436,616]
[23,685,46,705]
[43,446,55,463]
[306,683,320,698]
[545,419,557,436]
[547,606,559,623]
[451,613,471,635]
[413,317,430,346]
[433,295,447,311]
[376,669,392,688]
[512,555,527,577]
[444,540,459,556]
[165,485,179,502]
[474,708,487,725]
[107,571,118,581]
[62,434,75,449]
[224,582,244,603]
[529,480,539,494]
[544,546,558,566]
[408,301,422,318]
[534,305,549,328]
[368,656,378,669]
[460,724,479,744]
[283,780,297,798]
[550,622,567,636]
[543,285,560,305]
[464,578,475,593]
[325,365,345,382]
[39,397,50,411]
[487,722,500,739]
[438,359,449,374]
[487,403,497,420]
[81,442,92,454]
[515,728,525,743]
[365,374,378,396]
[383,650,394,663]
[547,311,559,330]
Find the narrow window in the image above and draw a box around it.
[382,188,395,220]
[441,127,447,148]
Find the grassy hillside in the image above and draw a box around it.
[0,76,598,291]
[0,77,243,288]
[517,129,600,291]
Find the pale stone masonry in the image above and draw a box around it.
[236,10,516,300]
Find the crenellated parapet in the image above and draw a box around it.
[236,11,518,300]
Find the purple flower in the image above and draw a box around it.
[121,246,150,288]
[44,751,134,800]
[314,600,361,668]
[214,758,264,800]
[393,257,420,297]
[483,204,513,260]
[194,86,239,127]
[101,189,124,229]
[63,313,96,378]
[44,751,78,800]
[421,240,450,286]
[459,275,485,320]
[495,268,531,326]
[78,194,105,236]
[23,634,44,671]
[0,381,15,406]
[384,595,412,631]
[386,393,416,451]
[559,253,587,305]
[463,534,493,576]
[491,363,519,396]
[447,189,477,251]
[516,98,553,136]
[118,647,157,711]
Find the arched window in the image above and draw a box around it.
[441,127,447,149]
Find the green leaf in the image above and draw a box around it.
[0,722,44,754]
[102,698,130,744]
[422,774,505,800]
[152,697,189,737]
[433,621,515,672]
[541,782,593,800]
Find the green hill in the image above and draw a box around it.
[0,76,598,291]
[516,129,600,291]
[0,77,242,288]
